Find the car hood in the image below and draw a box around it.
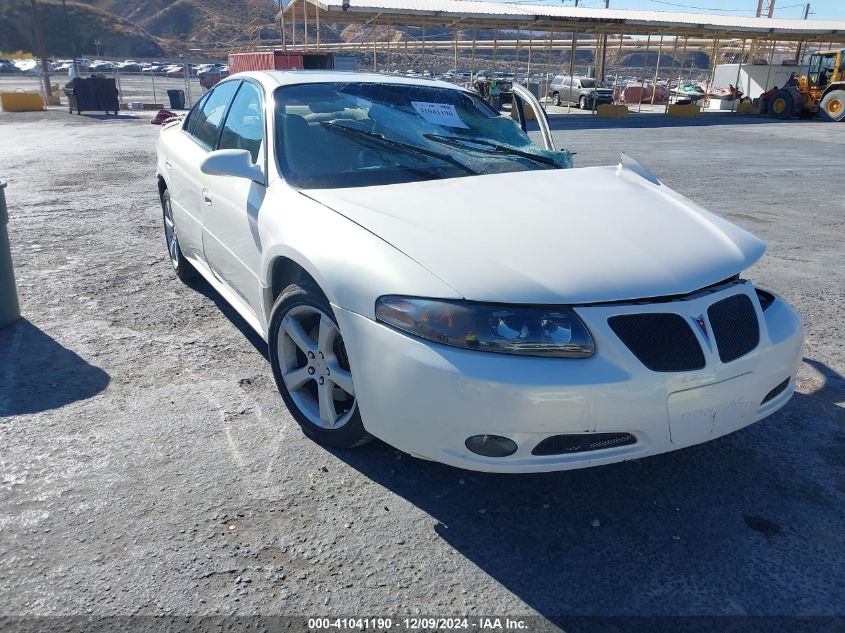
[304,165,766,304]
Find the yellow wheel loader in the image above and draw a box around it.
[768,49,845,121]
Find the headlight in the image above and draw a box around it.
[375,296,595,358]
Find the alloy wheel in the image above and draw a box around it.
[277,304,357,429]
[163,196,180,270]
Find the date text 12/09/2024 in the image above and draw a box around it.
[308,617,530,630]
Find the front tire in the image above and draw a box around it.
[769,89,795,119]
[579,95,588,110]
[161,189,195,282]
[820,89,845,122]
[268,283,369,449]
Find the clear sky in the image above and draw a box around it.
[494,0,844,21]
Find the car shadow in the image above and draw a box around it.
[327,358,845,623]
[184,275,269,361]
[0,318,110,417]
[79,113,140,121]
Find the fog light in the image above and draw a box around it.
[465,435,518,457]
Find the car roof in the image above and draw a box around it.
[229,70,468,93]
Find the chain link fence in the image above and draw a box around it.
[0,69,204,111]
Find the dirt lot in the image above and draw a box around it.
[0,108,843,628]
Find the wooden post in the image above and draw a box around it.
[280,1,287,51]
[637,34,651,113]
[650,35,664,106]
[567,31,577,113]
[675,36,689,107]
[666,35,679,113]
[613,33,624,104]
[527,30,532,77]
[472,28,477,81]
[763,39,776,93]
[545,30,554,102]
[704,37,719,109]
[731,38,747,112]
[454,22,459,77]
[422,19,426,69]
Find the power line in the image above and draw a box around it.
[646,0,806,11]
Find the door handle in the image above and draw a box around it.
[202,188,212,206]
[164,160,172,170]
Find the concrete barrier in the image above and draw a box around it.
[0,181,21,328]
[668,103,701,118]
[0,92,45,112]
[597,104,629,119]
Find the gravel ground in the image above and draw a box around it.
[0,108,843,628]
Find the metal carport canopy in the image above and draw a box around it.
[285,0,845,42]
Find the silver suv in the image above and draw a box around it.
[549,75,614,108]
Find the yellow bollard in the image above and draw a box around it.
[0,181,21,328]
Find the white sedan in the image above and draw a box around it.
[155,71,804,473]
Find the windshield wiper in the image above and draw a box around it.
[423,133,558,167]
[320,122,477,175]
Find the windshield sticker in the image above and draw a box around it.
[411,102,469,129]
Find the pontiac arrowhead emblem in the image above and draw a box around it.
[693,315,709,340]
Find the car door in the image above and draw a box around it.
[511,83,556,152]
[200,79,267,317]
[162,92,209,261]
[571,78,581,104]
[170,80,241,261]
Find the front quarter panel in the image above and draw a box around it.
[257,181,462,323]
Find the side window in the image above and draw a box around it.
[183,92,209,135]
[218,82,265,165]
[189,80,240,151]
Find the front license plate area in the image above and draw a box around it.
[667,373,758,445]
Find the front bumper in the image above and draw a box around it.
[335,282,804,473]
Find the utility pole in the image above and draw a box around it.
[755,0,776,18]
[796,4,811,63]
[28,0,52,99]
[598,0,609,82]
[60,0,79,77]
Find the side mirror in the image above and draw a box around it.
[200,149,263,181]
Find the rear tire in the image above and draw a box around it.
[769,89,795,119]
[820,89,845,122]
[552,92,561,106]
[268,282,369,449]
[161,189,196,282]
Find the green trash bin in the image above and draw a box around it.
[0,180,21,328]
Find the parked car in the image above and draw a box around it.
[549,74,614,108]
[88,61,116,72]
[155,71,803,473]
[0,59,21,74]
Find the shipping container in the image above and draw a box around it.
[228,51,358,75]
